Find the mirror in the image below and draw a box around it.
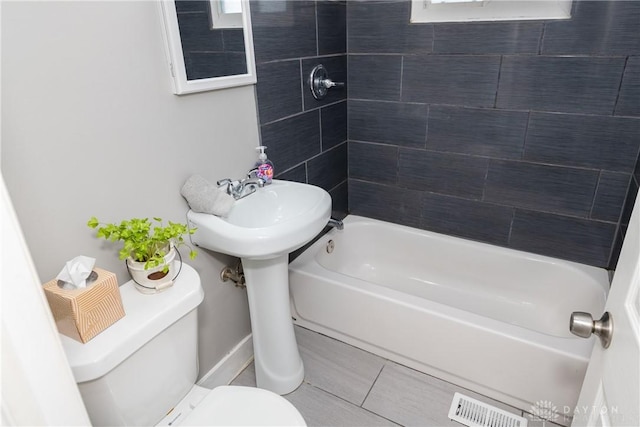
[159,0,256,94]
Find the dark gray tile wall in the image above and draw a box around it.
[496,56,625,115]
[541,1,640,55]
[347,0,432,54]
[421,193,514,247]
[426,106,527,159]
[250,0,348,219]
[592,172,632,223]
[349,180,423,228]
[349,101,427,148]
[616,56,640,117]
[251,1,317,63]
[509,211,617,267]
[321,102,347,151]
[317,0,346,55]
[401,55,501,106]
[523,113,640,171]
[260,111,321,171]
[347,0,640,268]
[483,160,599,217]
[348,55,402,101]
[397,149,489,199]
[433,22,542,54]
[248,0,638,268]
[348,142,398,185]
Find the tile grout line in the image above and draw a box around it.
[589,170,603,220]
[314,0,319,57]
[319,107,324,152]
[520,110,532,161]
[506,207,516,247]
[302,382,402,426]
[493,55,504,109]
[359,362,387,408]
[612,56,629,116]
[538,22,546,55]
[261,99,346,127]
[299,59,305,113]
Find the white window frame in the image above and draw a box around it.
[210,0,243,29]
[411,0,573,23]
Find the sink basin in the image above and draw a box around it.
[187,180,332,395]
[187,180,331,259]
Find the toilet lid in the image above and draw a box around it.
[180,386,306,426]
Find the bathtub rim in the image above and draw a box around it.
[290,214,609,353]
[313,215,610,290]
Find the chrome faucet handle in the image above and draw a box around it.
[321,79,345,89]
[230,177,265,200]
[242,176,265,188]
[310,64,345,100]
[216,178,238,195]
[246,168,259,178]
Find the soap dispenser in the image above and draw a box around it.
[255,146,274,184]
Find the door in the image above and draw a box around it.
[572,192,640,427]
[1,176,90,425]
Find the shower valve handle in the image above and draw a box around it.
[570,311,613,349]
[321,79,344,89]
[310,64,344,100]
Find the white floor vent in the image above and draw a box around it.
[448,392,528,427]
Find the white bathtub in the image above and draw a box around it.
[289,215,609,415]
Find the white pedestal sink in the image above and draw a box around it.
[186,180,331,394]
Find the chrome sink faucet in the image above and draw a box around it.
[217,170,265,200]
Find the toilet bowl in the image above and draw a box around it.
[59,264,305,426]
[169,385,306,426]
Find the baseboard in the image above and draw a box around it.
[197,334,254,389]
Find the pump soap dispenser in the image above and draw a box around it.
[255,146,274,184]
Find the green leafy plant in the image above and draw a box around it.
[87,217,197,272]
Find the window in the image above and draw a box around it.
[411,0,572,23]
[210,0,243,29]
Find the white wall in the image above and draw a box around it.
[1,1,257,378]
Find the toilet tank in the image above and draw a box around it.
[60,264,204,426]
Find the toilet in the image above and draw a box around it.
[59,264,306,426]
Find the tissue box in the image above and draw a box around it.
[43,268,125,343]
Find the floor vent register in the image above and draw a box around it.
[448,392,528,427]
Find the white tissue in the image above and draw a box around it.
[56,255,96,289]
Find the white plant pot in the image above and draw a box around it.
[126,247,179,294]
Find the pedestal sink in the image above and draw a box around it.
[186,180,331,394]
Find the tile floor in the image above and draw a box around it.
[229,326,563,427]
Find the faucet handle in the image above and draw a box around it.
[216,178,235,195]
[246,168,259,178]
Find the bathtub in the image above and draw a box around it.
[289,215,609,416]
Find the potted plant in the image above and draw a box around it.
[87,216,197,294]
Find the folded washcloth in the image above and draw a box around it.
[180,175,235,217]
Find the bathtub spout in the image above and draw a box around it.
[327,218,344,230]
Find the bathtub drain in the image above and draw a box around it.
[448,393,527,427]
